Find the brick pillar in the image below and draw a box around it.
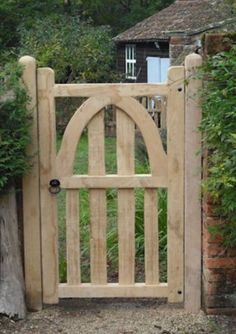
[202,34,236,315]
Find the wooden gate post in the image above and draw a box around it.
[19,56,42,311]
[167,66,185,303]
[184,53,202,313]
[37,68,59,304]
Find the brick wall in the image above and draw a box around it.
[202,211,236,314]
[202,34,236,314]
[170,35,196,65]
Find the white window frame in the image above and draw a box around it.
[125,44,136,80]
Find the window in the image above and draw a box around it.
[146,57,170,83]
[125,45,136,80]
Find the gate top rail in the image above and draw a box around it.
[54,83,169,97]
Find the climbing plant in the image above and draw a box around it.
[199,45,236,247]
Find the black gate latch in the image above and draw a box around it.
[49,179,61,194]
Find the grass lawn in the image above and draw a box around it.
[57,133,167,283]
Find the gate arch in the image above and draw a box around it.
[56,95,167,179]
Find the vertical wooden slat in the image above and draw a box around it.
[66,190,80,285]
[160,97,167,129]
[37,68,58,303]
[19,56,42,311]
[167,66,185,303]
[144,189,159,284]
[117,110,135,285]
[184,54,202,313]
[88,111,107,284]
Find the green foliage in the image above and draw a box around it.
[0,0,175,51]
[199,45,236,247]
[0,0,81,49]
[80,0,174,34]
[0,62,31,191]
[1,0,174,84]
[19,15,118,83]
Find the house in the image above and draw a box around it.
[114,0,236,83]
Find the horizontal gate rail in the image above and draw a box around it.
[54,83,169,97]
[60,175,168,189]
[59,283,168,298]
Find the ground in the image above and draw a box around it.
[0,299,236,334]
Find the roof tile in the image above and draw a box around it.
[114,0,236,42]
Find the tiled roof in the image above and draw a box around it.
[114,0,236,42]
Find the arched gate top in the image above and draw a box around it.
[56,95,167,179]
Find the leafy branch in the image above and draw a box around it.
[199,45,236,247]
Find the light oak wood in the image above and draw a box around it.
[60,175,168,189]
[160,97,167,129]
[144,189,159,285]
[66,190,80,285]
[25,61,192,301]
[117,109,135,285]
[37,68,58,304]
[59,283,168,298]
[167,66,185,303]
[55,92,169,295]
[57,96,113,177]
[184,54,202,313]
[88,111,107,284]
[54,83,168,97]
[116,97,167,177]
[19,56,42,311]
[57,96,167,179]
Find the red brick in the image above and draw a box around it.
[203,243,227,258]
[203,202,216,216]
[227,248,236,257]
[206,282,222,295]
[204,257,236,269]
[203,268,225,282]
[205,194,213,205]
[204,294,236,308]
[226,269,236,282]
[202,229,223,244]
[204,217,223,227]
[205,281,234,295]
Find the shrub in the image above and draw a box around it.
[19,15,118,83]
[0,62,31,191]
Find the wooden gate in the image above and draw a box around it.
[20,54,202,312]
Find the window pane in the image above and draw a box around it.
[125,45,136,78]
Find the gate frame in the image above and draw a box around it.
[20,53,202,313]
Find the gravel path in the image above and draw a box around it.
[1,299,236,334]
